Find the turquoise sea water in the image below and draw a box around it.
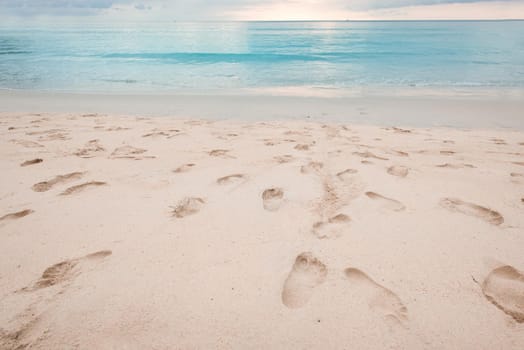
[1,21,524,92]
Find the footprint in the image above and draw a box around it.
[336,169,358,181]
[173,163,195,173]
[9,139,44,148]
[60,181,107,196]
[513,162,524,166]
[20,159,43,167]
[390,127,412,134]
[387,166,409,178]
[345,268,408,325]
[32,172,85,192]
[366,192,406,212]
[262,188,284,212]
[216,174,246,185]
[300,161,323,174]
[74,139,105,158]
[274,155,294,164]
[439,198,503,225]
[282,252,327,309]
[171,197,205,218]
[21,250,112,292]
[208,149,231,158]
[436,163,475,169]
[312,214,351,239]
[390,150,409,157]
[440,150,456,156]
[111,145,150,159]
[353,151,389,161]
[482,265,524,323]
[0,209,34,222]
[294,144,311,151]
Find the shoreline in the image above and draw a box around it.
[1,88,524,130]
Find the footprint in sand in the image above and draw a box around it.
[216,174,246,185]
[439,198,503,226]
[353,151,389,161]
[389,127,412,134]
[274,155,295,164]
[436,163,476,169]
[482,265,524,323]
[294,144,311,151]
[312,214,351,239]
[111,145,151,160]
[366,192,406,212]
[336,168,358,182]
[262,188,284,212]
[74,139,105,158]
[0,209,34,222]
[208,149,232,158]
[173,163,195,173]
[389,150,409,157]
[20,159,43,167]
[9,139,44,148]
[345,268,408,325]
[387,165,409,178]
[32,172,85,192]
[60,181,107,196]
[300,161,323,174]
[171,197,205,218]
[20,250,112,292]
[282,252,327,309]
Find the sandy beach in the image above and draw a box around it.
[1,108,523,349]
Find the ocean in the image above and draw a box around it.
[1,20,523,92]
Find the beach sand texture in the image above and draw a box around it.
[1,112,524,349]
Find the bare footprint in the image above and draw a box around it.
[345,268,408,325]
[312,214,351,239]
[216,174,246,185]
[336,169,359,183]
[439,198,503,226]
[436,163,476,169]
[21,250,112,292]
[366,192,406,212]
[282,252,327,309]
[262,188,284,212]
[74,139,105,158]
[387,165,409,178]
[295,144,311,151]
[173,163,195,173]
[172,197,205,218]
[0,209,34,222]
[111,145,149,159]
[274,155,294,164]
[300,161,323,174]
[10,139,44,148]
[20,159,43,167]
[32,172,85,192]
[390,127,412,134]
[482,265,524,323]
[60,181,107,196]
[353,151,389,161]
[208,149,232,158]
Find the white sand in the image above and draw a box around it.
[1,111,524,349]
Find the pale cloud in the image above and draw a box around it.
[0,0,522,19]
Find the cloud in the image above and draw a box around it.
[0,0,522,19]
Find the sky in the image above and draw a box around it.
[0,0,523,21]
